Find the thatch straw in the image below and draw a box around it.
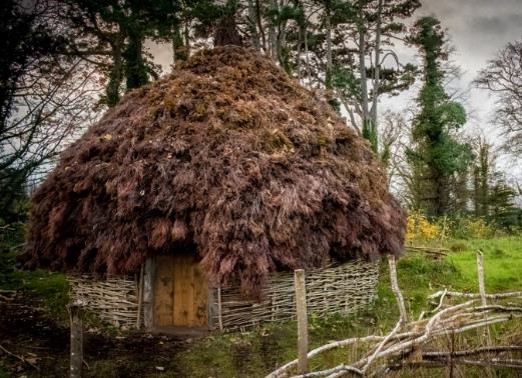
[25,46,405,296]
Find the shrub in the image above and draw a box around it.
[406,211,441,243]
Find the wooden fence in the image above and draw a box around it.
[70,275,141,330]
[70,259,379,331]
[212,260,379,331]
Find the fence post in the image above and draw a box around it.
[69,302,83,378]
[476,250,491,343]
[476,250,487,306]
[294,269,308,374]
[136,265,144,329]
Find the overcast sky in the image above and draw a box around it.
[419,0,522,127]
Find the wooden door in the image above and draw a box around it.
[153,252,208,327]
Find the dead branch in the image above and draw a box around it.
[268,251,522,378]
[0,344,39,370]
[267,298,522,378]
[388,255,408,323]
[387,358,522,371]
[423,345,522,358]
[429,290,522,300]
[360,320,402,373]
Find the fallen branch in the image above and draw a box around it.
[429,290,522,300]
[423,345,522,358]
[388,358,522,371]
[0,344,39,370]
[290,364,363,377]
[268,253,522,378]
[268,300,522,378]
[265,335,387,378]
[360,320,402,373]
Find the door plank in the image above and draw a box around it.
[153,255,174,326]
[192,260,208,326]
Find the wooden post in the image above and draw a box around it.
[294,269,308,374]
[143,257,154,328]
[69,302,83,378]
[388,255,408,323]
[476,250,491,343]
[136,265,144,329]
[476,250,487,306]
[217,286,224,331]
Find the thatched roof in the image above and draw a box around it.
[25,47,406,295]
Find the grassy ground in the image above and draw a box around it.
[0,235,521,377]
[174,236,522,377]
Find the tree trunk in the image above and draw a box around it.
[106,34,124,107]
[269,0,278,61]
[325,6,332,82]
[369,0,383,151]
[255,0,267,51]
[124,32,148,91]
[247,0,260,50]
[358,3,376,150]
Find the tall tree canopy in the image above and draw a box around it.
[406,16,472,217]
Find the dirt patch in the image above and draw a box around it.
[0,292,190,377]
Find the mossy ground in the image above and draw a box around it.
[1,236,521,377]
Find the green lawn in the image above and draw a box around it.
[449,237,522,292]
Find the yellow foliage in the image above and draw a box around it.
[406,211,441,242]
[461,218,492,239]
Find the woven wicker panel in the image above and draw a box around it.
[70,275,140,329]
[69,259,379,331]
[213,259,379,332]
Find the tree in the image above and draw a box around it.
[65,0,181,106]
[0,0,101,219]
[488,176,521,229]
[0,1,99,178]
[1,0,66,135]
[320,0,419,151]
[472,137,492,217]
[475,40,522,157]
[406,16,472,217]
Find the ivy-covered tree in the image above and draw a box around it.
[407,16,472,217]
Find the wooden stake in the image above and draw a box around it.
[69,302,83,378]
[143,257,154,328]
[294,269,308,374]
[388,255,408,323]
[136,265,144,329]
[476,250,487,306]
[217,287,224,332]
[476,250,491,343]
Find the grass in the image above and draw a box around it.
[174,236,522,377]
[0,234,520,377]
[448,238,522,292]
[0,227,70,321]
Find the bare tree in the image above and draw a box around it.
[475,40,522,157]
[2,60,101,185]
[0,0,102,190]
